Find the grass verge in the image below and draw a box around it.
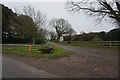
[2,44,71,59]
[61,42,119,51]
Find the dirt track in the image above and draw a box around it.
[3,44,118,78]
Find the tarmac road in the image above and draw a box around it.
[2,56,59,78]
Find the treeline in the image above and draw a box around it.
[2,4,120,44]
[64,28,120,41]
[2,4,46,44]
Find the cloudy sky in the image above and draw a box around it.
[1,0,116,34]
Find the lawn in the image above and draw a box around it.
[2,44,71,59]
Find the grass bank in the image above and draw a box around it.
[2,44,71,59]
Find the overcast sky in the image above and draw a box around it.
[1,1,117,34]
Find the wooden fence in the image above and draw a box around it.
[98,41,120,46]
[61,41,120,46]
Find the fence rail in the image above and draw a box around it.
[61,41,120,46]
[1,41,120,47]
[98,41,120,46]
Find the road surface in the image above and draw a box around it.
[2,56,59,78]
[2,44,118,78]
[58,44,118,78]
[58,44,118,57]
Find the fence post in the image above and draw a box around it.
[110,42,111,47]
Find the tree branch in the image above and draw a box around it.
[116,2,120,12]
[70,2,111,14]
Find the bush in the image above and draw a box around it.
[35,37,47,44]
[52,39,60,43]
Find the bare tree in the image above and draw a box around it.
[49,18,74,40]
[68,28,76,35]
[22,5,47,43]
[48,31,57,41]
[22,5,47,30]
[67,28,76,43]
[66,0,120,27]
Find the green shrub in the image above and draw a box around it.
[35,37,47,44]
